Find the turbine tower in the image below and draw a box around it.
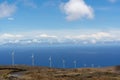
[49,56,52,68]
[12,51,15,66]
[62,59,65,68]
[84,64,87,67]
[91,64,94,68]
[32,54,34,66]
[98,65,101,68]
[73,60,77,68]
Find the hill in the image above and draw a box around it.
[0,65,120,80]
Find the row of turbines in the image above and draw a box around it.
[11,51,99,68]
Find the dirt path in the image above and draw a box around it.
[8,71,27,78]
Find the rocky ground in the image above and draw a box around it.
[0,65,120,80]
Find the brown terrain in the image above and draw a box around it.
[0,65,120,80]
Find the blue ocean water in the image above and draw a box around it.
[0,45,120,68]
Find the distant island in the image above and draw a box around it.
[0,65,120,80]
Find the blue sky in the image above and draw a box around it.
[0,0,120,45]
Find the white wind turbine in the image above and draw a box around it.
[49,56,52,68]
[32,54,34,66]
[84,64,87,67]
[12,51,15,66]
[91,64,94,68]
[73,60,77,68]
[62,59,65,68]
[98,65,101,68]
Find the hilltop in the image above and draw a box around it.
[0,65,120,80]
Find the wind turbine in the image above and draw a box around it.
[62,59,65,68]
[12,51,15,66]
[84,64,87,68]
[49,56,52,68]
[98,65,101,68]
[32,54,34,66]
[73,60,77,68]
[91,64,94,68]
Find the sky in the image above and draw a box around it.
[0,0,120,45]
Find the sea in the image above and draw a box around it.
[0,44,120,68]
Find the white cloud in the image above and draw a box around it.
[0,33,23,45]
[0,33,23,39]
[91,39,96,44]
[8,40,20,44]
[65,32,112,40]
[27,40,32,44]
[0,2,16,18]
[60,0,94,21]
[0,31,120,45]
[83,41,88,44]
[90,32,112,39]
[32,39,41,43]
[36,34,57,38]
[8,17,14,21]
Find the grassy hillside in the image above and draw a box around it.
[0,65,120,80]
